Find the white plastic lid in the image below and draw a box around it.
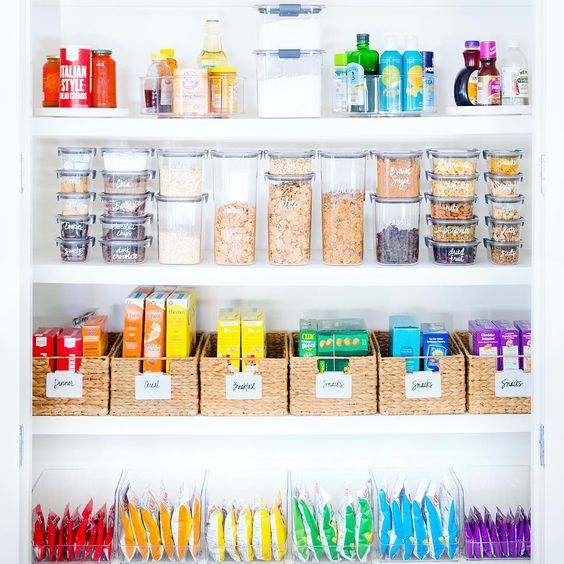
[383,35,398,51]
[404,35,418,50]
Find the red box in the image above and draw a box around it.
[56,328,83,371]
[33,327,62,371]
[59,46,92,108]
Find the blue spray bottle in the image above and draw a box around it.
[403,35,423,112]
[379,35,402,114]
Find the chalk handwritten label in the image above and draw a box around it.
[405,371,442,399]
[316,372,352,399]
[495,370,532,398]
[46,371,83,398]
[135,373,172,400]
[226,373,262,400]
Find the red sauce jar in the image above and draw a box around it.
[92,49,116,108]
[42,54,60,107]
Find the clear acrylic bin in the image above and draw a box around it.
[157,149,207,197]
[32,468,123,563]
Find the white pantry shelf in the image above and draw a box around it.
[30,114,533,142]
[32,414,531,436]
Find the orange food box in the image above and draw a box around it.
[122,286,154,358]
[143,290,172,372]
[82,314,109,357]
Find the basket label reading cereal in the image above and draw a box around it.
[134,372,172,400]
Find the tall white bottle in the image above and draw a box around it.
[501,40,529,105]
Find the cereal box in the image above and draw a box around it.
[123,287,153,358]
[468,320,500,359]
[421,322,449,372]
[217,308,241,371]
[143,290,172,372]
[82,315,108,357]
[389,315,420,372]
[241,308,265,372]
[165,288,197,372]
[56,328,83,371]
[514,320,532,371]
[492,320,520,371]
[299,319,318,357]
[33,327,62,371]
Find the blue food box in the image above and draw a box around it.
[421,322,449,372]
[389,315,421,373]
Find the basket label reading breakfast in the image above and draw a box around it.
[225,372,263,400]
[134,372,172,400]
[315,371,352,399]
[404,371,442,399]
[45,370,83,399]
[495,370,532,398]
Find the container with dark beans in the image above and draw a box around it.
[56,237,95,263]
[425,236,479,265]
[100,192,153,217]
[101,170,155,194]
[100,214,152,241]
[56,215,96,239]
[99,236,152,264]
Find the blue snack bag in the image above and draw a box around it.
[401,486,414,560]
[378,482,392,558]
[438,480,459,559]
[412,480,429,560]
[423,482,445,560]
[389,478,405,559]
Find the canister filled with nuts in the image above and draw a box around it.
[484,172,523,197]
[484,238,523,265]
[485,193,525,220]
[485,216,524,243]
[426,215,479,243]
[425,193,477,220]
[483,149,523,175]
[265,149,316,175]
[426,171,478,198]
[426,148,480,175]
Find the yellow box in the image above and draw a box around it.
[241,308,265,372]
[217,308,240,370]
[165,288,195,372]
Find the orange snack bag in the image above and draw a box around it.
[190,487,202,558]
[119,496,136,562]
[143,290,171,372]
[140,490,163,560]
[123,287,153,358]
[82,314,108,357]
[159,485,175,560]
[172,484,192,561]
[127,489,150,561]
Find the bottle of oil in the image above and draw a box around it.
[198,19,228,68]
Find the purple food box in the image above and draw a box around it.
[492,320,520,371]
[514,320,532,371]
[468,320,500,358]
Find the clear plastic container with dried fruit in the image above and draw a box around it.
[485,216,524,243]
[372,150,422,198]
[100,192,154,217]
[264,149,316,175]
[99,237,152,264]
[157,148,207,197]
[425,236,479,265]
[266,172,314,265]
[156,194,207,265]
[426,171,479,198]
[485,193,525,220]
[58,146,96,171]
[484,172,524,197]
[483,149,523,175]
[425,215,479,243]
[370,194,421,264]
[100,214,153,241]
[57,169,96,193]
[426,148,480,175]
[101,170,155,194]
[424,193,477,220]
[57,192,96,216]
[211,150,260,265]
[319,150,367,265]
[484,238,523,265]
[100,147,154,171]
[56,236,95,262]
[57,214,96,239]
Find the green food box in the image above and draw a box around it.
[317,358,350,373]
[299,318,318,357]
[317,318,369,357]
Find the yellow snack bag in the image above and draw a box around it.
[159,485,175,561]
[140,490,163,561]
[252,498,272,561]
[172,485,192,561]
[127,489,150,561]
[206,504,226,562]
[119,495,137,562]
[236,502,254,562]
[225,502,241,561]
[270,493,287,561]
[190,487,202,558]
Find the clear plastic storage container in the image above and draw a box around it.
[485,216,524,243]
[57,169,96,193]
[371,195,421,264]
[157,148,207,197]
[255,50,323,118]
[426,171,479,198]
[425,193,477,220]
[485,194,525,220]
[101,170,155,194]
[426,148,480,175]
[100,147,154,171]
[100,192,154,217]
[255,4,325,50]
[57,192,96,216]
[156,194,207,265]
[100,214,152,241]
[58,146,96,171]
[483,149,523,175]
[212,150,260,265]
[425,237,479,265]
[99,237,152,264]
[266,172,314,265]
[484,238,523,265]
[56,237,95,262]
[373,150,422,198]
[56,214,95,239]
[319,150,367,265]
[484,172,524,197]
[264,149,316,175]
[426,215,478,243]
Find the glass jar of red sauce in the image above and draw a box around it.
[42,54,60,107]
[92,49,116,108]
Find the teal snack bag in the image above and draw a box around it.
[313,484,339,561]
[298,486,324,561]
[424,482,446,560]
[412,480,430,560]
[337,485,356,561]
[378,483,392,558]
[389,478,405,559]
[356,484,374,562]
[292,490,309,562]
[401,488,415,560]
[439,480,459,560]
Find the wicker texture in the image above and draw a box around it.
[454,331,531,414]
[109,333,204,416]
[289,333,377,416]
[32,333,121,416]
[374,332,466,415]
[200,332,289,416]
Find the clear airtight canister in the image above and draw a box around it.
[319,150,367,265]
[157,148,206,197]
[212,150,260,265]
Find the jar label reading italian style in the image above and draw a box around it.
[135,373,172,400]
[495,370,531,397]
[226,373,262,400]
[477,75,501,105]
[404,371,442,399]
[59,46,91,108]
[46,371,83,398]
[315,372,352,399]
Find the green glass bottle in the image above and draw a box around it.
[346,34,379,112]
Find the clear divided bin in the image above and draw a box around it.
[157,149,207,197]
[319,150,367,265]
[212,150,260,265]
[32,468,123,562]
[156,194,207,265]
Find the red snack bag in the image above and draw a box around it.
[74,498,93,558]
[102,504,115,562]
[67,506,80,561]
[84,517,98,560]
[92,504,107,562]
[56,504,70,561]
[46,511,61,562]
[32,504,47,562]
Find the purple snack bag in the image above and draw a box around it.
[508,508,517,557]
[478,508,493,558]
[485,508,502,558]
[471,507,483,559]
[465,517,474,559]
[496,507,509,557]
[516,506,525,556]
[524,511,531,556]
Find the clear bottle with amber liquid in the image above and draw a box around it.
[198,19,228,68]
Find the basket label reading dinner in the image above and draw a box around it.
[495,370,532,398]
[135,372,172,400]
[405,371,442,399]
[226,372,262,400]
[46,371,83,399]
[315,372,353,399]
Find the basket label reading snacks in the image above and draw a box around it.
[135,372,172,400]
[315,372,352,399]
[226,373,262,400]
[405,371,442,399]
[46,370,83,398]
[495,370,531,398]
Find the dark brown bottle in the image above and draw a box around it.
[477,41,501,106]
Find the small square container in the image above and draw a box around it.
[485,193,525,220]
[485,216,524,243]
[57,191,96,216]
[426,148,480,175]
[264,149,316,175]
[426,215,479,243]
[99,236,152,264]
[57,169,96,193]
[484,172,524,197]
[56,214,96,239]
[373,150,423,198]
[101,170,155,194]
[483,149,523,175]
[56,236,95,262]
[100,214,152,241]
[484,238,523,265]
[425,236,479,265]
[100,192,153,217]
[57,146,96,171]
[100,147,154,171]
[424,193,477,220]
[426,171,479,198]
[157,148,207,197]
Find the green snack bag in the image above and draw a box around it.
[292,492,309,562]
[313,484,339,561]
[356,484,374,562]
[298,486,324,561]
[299,319,318,357]
[337,485,356,561]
